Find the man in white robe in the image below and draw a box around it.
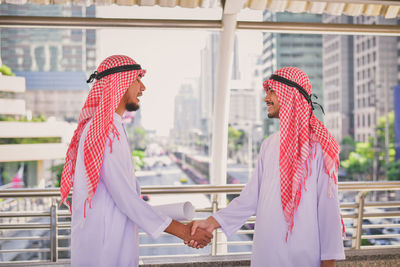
[189,67,345,267]
[60,55,212,267]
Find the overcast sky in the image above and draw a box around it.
[97,6,262,136]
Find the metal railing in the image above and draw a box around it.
[0,181,400,265]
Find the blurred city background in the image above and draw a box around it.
[0,0,400,264]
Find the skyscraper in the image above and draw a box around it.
[261,11,323,135]
[0,4,96,73]
[173,80,200,146]
[322,15,354,142]
[199,32,241,139]
[352,16,397,142]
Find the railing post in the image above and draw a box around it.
[210,197,218,256]
[352,191,366,249]
[50,197,58,262]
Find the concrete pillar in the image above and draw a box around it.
[37,160,44,188]
[210,0,244,253]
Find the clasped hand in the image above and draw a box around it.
[185,217,219,249]
[183,221,213,249]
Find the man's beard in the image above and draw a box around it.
[267,108,279,118]
[126,102,139,111]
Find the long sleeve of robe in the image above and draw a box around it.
[213,131,345,267]
[71,113,172,267]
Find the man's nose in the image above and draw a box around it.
[140,81,146,91]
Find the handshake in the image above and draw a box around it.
[182,216,221,249]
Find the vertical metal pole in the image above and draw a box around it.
[372,81,380,201]
[37,160,44,188]
[50,197,57,262]
[210,197,218,256]
[352,192,366,249]
[209,11,238,256]
[210,13,237,186]
[384,70,390,166]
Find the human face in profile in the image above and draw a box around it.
[264,86,280,119]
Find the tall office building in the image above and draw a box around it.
[261,11,323,135]
[17,71,89,122]
[0,4,96,73]
[353,16,397,142]
[173,80,200,146]
[229,55,263,130]
[322,15,354,142]
[199,33,240,140]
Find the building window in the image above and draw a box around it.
[50,46,58,71]
[34,46,45,71]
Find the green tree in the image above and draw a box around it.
[0,114,46,122]
[0,64,15,76]
[387,160,400,181]
[341,112,398,181]
[376,112,399,179]
[340,136,356,161]
[228,126,244,159]
[132,150,146,171]
[131,127,147,151]
[50,163,64,187]
[341,142,374,181]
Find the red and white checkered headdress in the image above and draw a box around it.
[263,67,341,238]
[60,55,146,212]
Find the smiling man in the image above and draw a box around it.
[189,67,345,267]
[60,55,212,267]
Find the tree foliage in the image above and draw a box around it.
[132,150,146,171]
[341,142,374,180]
[341,112,399,181]
[0,64,15,76]
[228,126,244,158]
[131,127,147,151]
[51,163,64,187]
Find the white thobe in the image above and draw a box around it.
[71,113,172,267]
[213,131,345,267]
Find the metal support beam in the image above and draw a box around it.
[50,198,58,262]
[210,11,237,256]
[0,16,221,29]
[210,12,237,196]
[352,192,367,249]
[0,16,399,36]
[237,21,400,36]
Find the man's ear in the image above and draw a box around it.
[122,88,129,100]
